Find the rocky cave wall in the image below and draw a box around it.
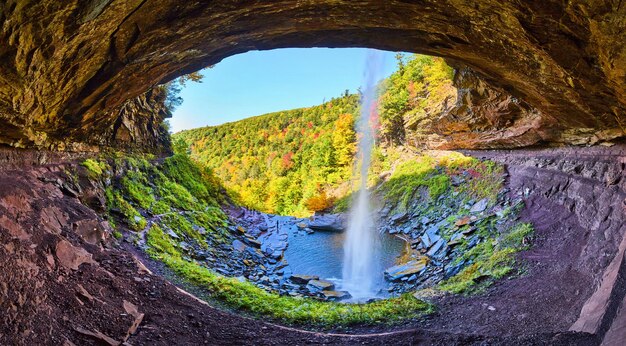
[0,0,625,152]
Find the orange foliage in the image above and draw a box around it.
[304,191,335,212]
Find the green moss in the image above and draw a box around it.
[112,231,123,239]
[81,159,107,178]
[160,181,197,210]
[332,194,351,213]
[161,154,221,202]
[448,159,504,204]
[107,188,146,231]
[440,223,534,294]
[154,253,432,327]
[161,213,207,247]
[146,224,180,258]
[381,157,451,211]
[121,171,155,209]
[151,200,172,215]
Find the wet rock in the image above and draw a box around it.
[391,212,408,223]
[427,239,447,259]
[193,251,209,260]
[232,240,247,252]
[421,226,441,248]
[448,232,464,247]
[445,260,466,278]
[307,279,335,292]
[385,258,429,281]
[321,290,351,301]
[192,225,207,235]
[244,236,262,248]
[467,236,480,248]
[470,198,489,213]
[179,242,190,251]
[425,226,441,241]
[289,274,319,284]
[451,175,465,186]
[308,214,345,231]
[246,247,264,261]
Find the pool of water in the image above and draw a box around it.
[282,217,406,299]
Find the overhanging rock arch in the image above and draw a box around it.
[0,0,624,151]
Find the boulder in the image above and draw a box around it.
[421,226,441,248]
[308,214,345,232]
[72,219,106,245]
[232,239,247,252]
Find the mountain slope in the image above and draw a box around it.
[174,55,455,216]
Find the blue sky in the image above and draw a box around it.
[170,48,401,133]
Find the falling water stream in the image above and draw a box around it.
[341,50,386,299]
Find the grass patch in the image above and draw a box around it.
[152,250,433,326]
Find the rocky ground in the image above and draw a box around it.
[3,146,626,344]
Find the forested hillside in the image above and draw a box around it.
[174,55,455,216]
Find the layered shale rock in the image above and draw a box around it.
[0,1,625,151]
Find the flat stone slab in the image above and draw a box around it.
[321,290,351,301]
[470,198,489,213]
[385,258,428,281]
[307,279,335,292]
[289,274,319,284]
[427,238,447,259]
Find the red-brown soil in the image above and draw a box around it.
[1,146,626,345]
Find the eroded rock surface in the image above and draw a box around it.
[0,1,625,150]
[0,148,625,344]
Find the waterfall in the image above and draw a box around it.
[342,50,384,299]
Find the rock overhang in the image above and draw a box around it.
[0,0,624,151]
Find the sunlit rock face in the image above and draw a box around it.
[0,1,624,151]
